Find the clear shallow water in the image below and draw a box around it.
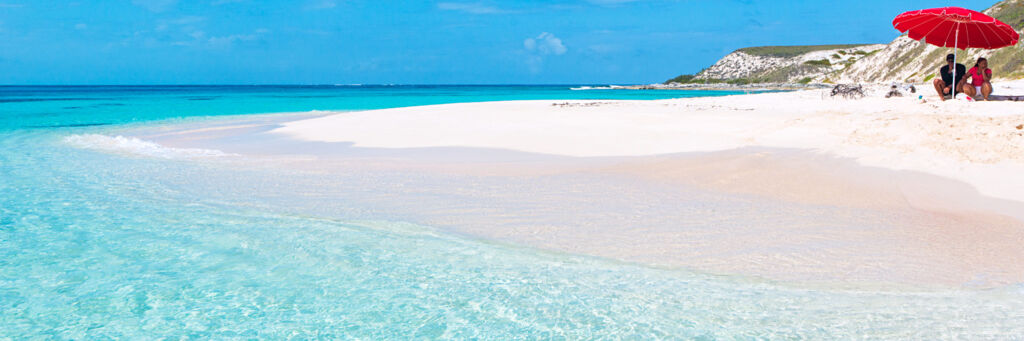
[0,85,755,131]
[3,86,1024,338]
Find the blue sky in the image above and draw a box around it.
[0,0,997,84]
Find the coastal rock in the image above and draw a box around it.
[690,44,885,84]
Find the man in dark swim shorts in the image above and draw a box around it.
[931,53,966,101]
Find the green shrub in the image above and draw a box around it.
[797,77,813,84]
[664,74,696,84]
[737,44,870,58]
[831,53,841,59]
[990,1,1024,28]
[804,59,832,67]
[923,74,936,82]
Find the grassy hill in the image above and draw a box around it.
[666,0,1024,85]
[837,0,1024,83]
[737,44,872,58]
[664,44,882,84]
[981,0,1024,78]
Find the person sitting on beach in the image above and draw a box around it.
[932,53,966,101]
[962,57,993,101]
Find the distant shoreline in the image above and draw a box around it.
[602,83,832,91]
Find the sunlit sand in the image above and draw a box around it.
[105,83,1024,288]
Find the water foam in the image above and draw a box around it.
[569,85,623,90]
[63,134,233,159]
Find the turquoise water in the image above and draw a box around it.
[3,86,1024,338]
[0,85,753,131]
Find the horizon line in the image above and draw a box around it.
[0,83,646,87]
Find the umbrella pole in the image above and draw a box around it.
[953,29,959,99]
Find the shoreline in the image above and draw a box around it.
[597,83,831,91]
[102,84,1024,288]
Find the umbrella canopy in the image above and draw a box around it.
[893,7,1018,99]
[893,7,1019,50]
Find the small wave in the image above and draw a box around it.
[63,134,233,160]
[570,85,624,90]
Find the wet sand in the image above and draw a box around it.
[99,109,1024,288]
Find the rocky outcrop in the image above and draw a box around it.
[696,51,790,80]
[691,45,885,84]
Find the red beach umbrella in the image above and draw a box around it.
[893,7,1019,95]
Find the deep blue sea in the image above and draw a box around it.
[3,85,1024,338]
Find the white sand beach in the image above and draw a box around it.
[274,83,1024,204]
[134,82,1024,288]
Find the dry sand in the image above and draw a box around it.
[273,83,1024,204]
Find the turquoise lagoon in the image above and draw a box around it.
[2,85,1024,338]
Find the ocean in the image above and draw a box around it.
[2,85,1023,338]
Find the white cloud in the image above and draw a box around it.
[143,16,266,48]
[522,32,567,74]
[524,32,566,55]
[437,2,503,14]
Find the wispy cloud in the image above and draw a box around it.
[524,32,567,55]
[208,28,269,46]
[436,2,505,14]
[305,0,336,10]
[523,32,567,73]
[166,28,269,47]
[131,0,177,12]
[169,30,207,46]
[132,16,267,48]
[155,16,206,32]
